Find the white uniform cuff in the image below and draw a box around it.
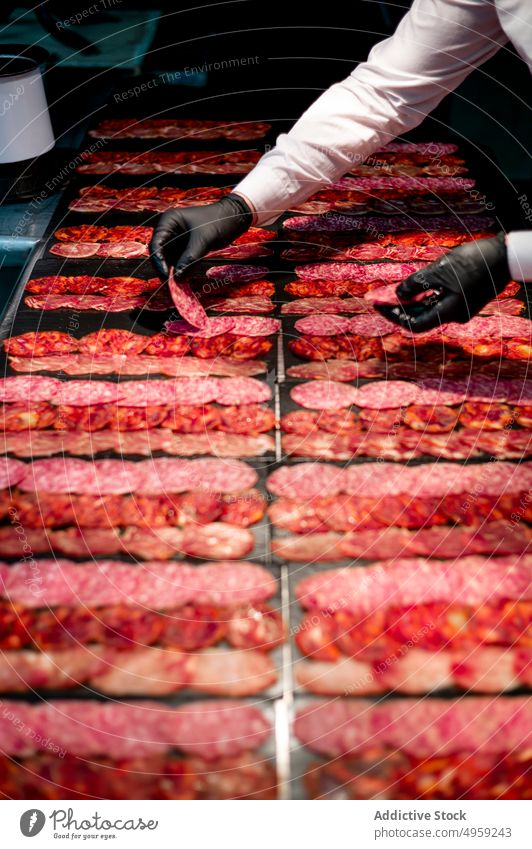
[506,231,532,282]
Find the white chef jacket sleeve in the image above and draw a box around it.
[235,0,507,225]
[506,231,532,281]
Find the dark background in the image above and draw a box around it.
[3,1,531,186]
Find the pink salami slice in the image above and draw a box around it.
[97,242,148,259]
[228,316,280,337]
[0,457,26,488]
[215,377,272,405]
[115,377,221,406]
[282,297,368,315]
[189,458,258,492]
[290,380,358,410]
[352,381,419,409]
[49,243,99,258]
[209,296,274,313]
[168,269,208,328]
[54,380,121,406]
[348,314,396,336]
[286,361,369,382]
[165,317,235,337]
[462,376,511,403]
[0,376,61,402]
[295,262,425,283]
[294,315,351,336]
[205,265,269,282]
[267,463,347,498]
[417,378,467,406]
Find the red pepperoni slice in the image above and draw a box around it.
[290,380,358,410]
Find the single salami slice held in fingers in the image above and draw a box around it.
[290,380,358,410]
[168,269,208,329]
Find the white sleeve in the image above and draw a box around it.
[235,0,507,225]
[506,231,532,281]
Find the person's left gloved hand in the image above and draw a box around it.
[375,232,511,333]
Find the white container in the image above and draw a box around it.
[0,46,55,165]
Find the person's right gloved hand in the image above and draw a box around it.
[149,193,253,283]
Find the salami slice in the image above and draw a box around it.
[294,315,352,336]
[348,314,396,336]
[0,376,61,403]
[97,242,148,259]
[282,297,368,315]
[417,378,467,406]
[209,296,274,313]
[267,464,347,498]
[165,317,235,337]
[54,380,120,406]
[215,377,272,405]
[0,457,26,488]
[205,265,269,283]
[168,270,208,328]
[295,262,425,283]
[290,380,358,411]
[49,243,100,258]
[286,360,381,382]
[227,317,280,337]
[352,381,419,409]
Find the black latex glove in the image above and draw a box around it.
[149,193,253,282]
[375,232,511,333]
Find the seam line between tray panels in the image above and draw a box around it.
[276,560,294,800]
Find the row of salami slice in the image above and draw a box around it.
[2,430,275,458]
[295,647,531,695]
[77,149,262,175]
[296,558,528,634]
[89,118,272,141]
[8,354,268,377]
[1,559,274,608]
[283,213,495,233]
[266,460,532,498]
[0,375,271,406]
[290,377,532,411]
[0,523,255,561]
[272,520,530,561]
[0,645,277,696]
[1,457,257,493]
[0,698,271,760]
[294,311,531,341]
[295,696,531,758]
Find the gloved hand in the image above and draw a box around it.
[375,233,511,332]
[149,193,253,282]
